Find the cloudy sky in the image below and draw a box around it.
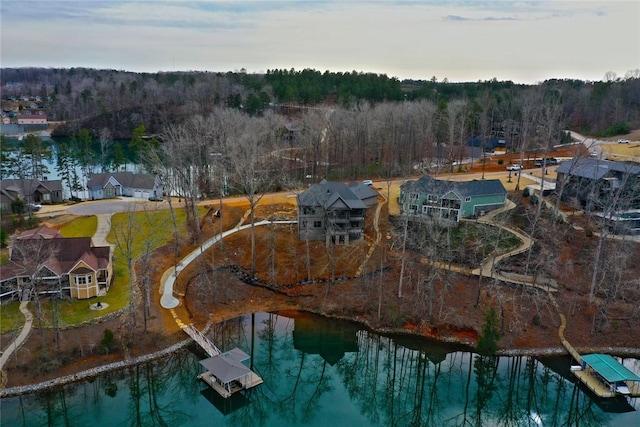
[1,1,638,83]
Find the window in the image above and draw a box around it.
[409,192,419,200]
[42,193,51,201]
[313,221,322,228]
[427,194,438,203]
[302,220,307,228]
[409,205,418,212]
[465,197,471,202]
[106,187,114,197]
[75,275,93,285]
[303,207,315,215]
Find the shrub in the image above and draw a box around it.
[497,159,504,165]
[522,188,530,197]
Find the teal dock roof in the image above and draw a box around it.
[582,354,640,383]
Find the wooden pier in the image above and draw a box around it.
[550,292,640,399]
[183,324,263,399]
[572,369,616,398]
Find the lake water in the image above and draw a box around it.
[2,312,639,426]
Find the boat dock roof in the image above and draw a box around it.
[199,348,252,384]
[582,354,640,383]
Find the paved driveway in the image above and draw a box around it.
[67,199,162,215]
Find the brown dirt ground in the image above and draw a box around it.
[3,143,640,389]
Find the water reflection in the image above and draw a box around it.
[2,312,639,426]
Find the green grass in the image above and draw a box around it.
[107,207,200,259]
[0,303,25,333]
[59,215,98,238]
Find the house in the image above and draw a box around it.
[297,179,378,245]
[16,115,47,125]
[556,157,640,211]
[556,158,640,234]
[16,225,61,240]
[87,171,163,200]
[0,178,64,211]
[0,233,112,302]
[399,176,507,224]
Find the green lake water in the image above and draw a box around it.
[2,312,639,426]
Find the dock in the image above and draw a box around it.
[182,324,263,399]
[550,292,640,399]
[572,369,616,398]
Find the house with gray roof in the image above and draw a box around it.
[87,172,163,200]
[399,176,507,224]
[297,180,378,245]
[556,158,640,212]
[0,178,64,211]
[556,158,640,234]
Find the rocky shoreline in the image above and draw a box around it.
[0,338,192,398]
[3,307,640,399]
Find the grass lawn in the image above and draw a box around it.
[0,303,25,333]
[107,207,202,258]
[58,215,98,238]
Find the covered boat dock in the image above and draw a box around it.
[198,348,263,398]
[572,353,640,398]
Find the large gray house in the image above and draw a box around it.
[297,180,378,245]
[556,157,640,234]
[556,157,640,211]
[399,176,507,224]
[87,172,163,200]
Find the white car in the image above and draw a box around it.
[506,164,522,171]
[362,179,373,186]
[617,138,630,144]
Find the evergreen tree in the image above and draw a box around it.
[21,134,51,180]
[477,307,501,356]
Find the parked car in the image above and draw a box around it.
[27,203,42,212]
[534,158,558,167]
[362,179,373,186]
[506,164,522,171]
[617,138,630,143]
[148,195,163,202]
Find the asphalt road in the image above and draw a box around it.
[66,198,162,215]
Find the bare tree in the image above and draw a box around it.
[98,127,113,172]
[111,208,138,329]
[227,114,278,276]
[9,238,60,352]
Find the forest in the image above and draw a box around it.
[2,67,639,192]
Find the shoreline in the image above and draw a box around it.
[3,308,640,398]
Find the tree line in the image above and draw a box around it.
[2,67,639,139]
